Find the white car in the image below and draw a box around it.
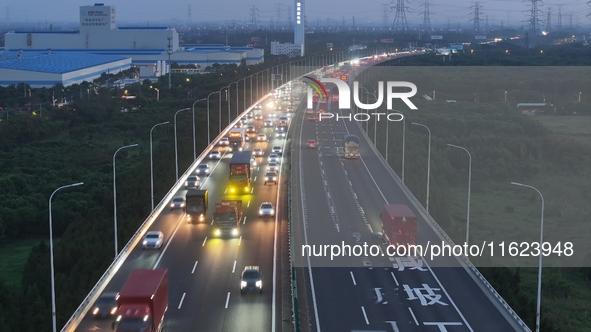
[185,175,201,188]
[266,162,279,172]
[209,150,222,159]
[276,130,286,139]
[272,146,282,155]
[142,231,164,249]
[264,119,273,127]
[268,153,280,164]
[170,196,186,210]
[264,171,278,185]
[253,147,264,157]
[246,112,253,119]
[196,164,211,175]
[219,137,230,146]
[259,202,275,217]
[257,133,267,141]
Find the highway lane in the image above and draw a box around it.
[294,97,521,331]
[75,95,287,332]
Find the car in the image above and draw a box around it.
[253,147,264,157]
[264,119,273,127]
[240,117,248,125]
[234,122,243,128]
[257,133,267,141]
[254,104,262,110]
[268,153,280,163]
[268,112,278,118]
[276,130,286,139]
[196,164,211,175]
[142,231,164,249]
[317,109,325,113]
[251,156,258,166]
[264,171,278,185]
[185,175,201,188]
[209,150,221,159]
[274,105,282,111]
[240,266,263,294]
[246,112,253,119]
[246,125,256,133]
[254,113,263,120]
[308,115,316,121]
[170,196,186,210]
[219,137,230,146]
[266,162,279,172]
[92,292,118,318]
[272,146,283,155]
[287,107,294,113]
[306,109,314,114]
[258,202,275,217]
[306,140,317,148]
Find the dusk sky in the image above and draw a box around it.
[4,0,591,28]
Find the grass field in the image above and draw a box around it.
[0,238,43,286]
[535,115,591,145]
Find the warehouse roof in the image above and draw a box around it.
[0,51,129,74]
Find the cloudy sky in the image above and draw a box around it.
[4,0,591,28]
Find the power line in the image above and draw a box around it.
[525,0,544,36]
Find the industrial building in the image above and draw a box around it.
[0,50,131,88]
[2,3,264,84]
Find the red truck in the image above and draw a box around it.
[213,200,242,237]
[381,204,416,249]
[113,269,168,332]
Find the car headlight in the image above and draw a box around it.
[110,307,117,315]
[232,229,238,235]
[180,203,185,207]
[256,281,262,288]
[215,229,221,236]
[241,281,247,288]
[143,240,148,245]
[273,177,277,180]
[170,203,174,207]
[231,188,235,193]
[259,209,263,215]
[270,209,275,214]
[244,187,249,192]
[185,181,189,186]
[93,307,99,315]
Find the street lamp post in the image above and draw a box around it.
[401,114,406,183]
[447,144,472,246]
[113,144,138,257]
[191,98,207,160]
[174,108,191,180]
[411,122,431,212]
[511,182,544,332]
[150,122,169,210]
[219,86,228,132]
[49,182,84,332]
[167,37,173,90]
[207,91,220,143]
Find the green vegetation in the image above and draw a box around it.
[536,116,591,145]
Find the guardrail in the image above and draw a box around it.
[346,62,531,331]
[62,91,274,332]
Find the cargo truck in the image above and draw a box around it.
[228,128,245,152]
[343,134,360,159]
[213,200,242,237]
[112,269,168,332]
[381,204,416,249]
[185,189,208,223]
[228,151,252,194]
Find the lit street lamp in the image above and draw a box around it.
[411,122,431,212]
[174,108,191,180]
[113,144,138,257]
[49,182,84,332]
[447,144,472,246]
[150,122,169,210]
[510,182,545,332]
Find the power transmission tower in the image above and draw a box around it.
[419,0,431,32]
[556,4,562,31]
[545,7,552,32]
[270,17,275,30]
[525,0,543,36]
[382,4,389,29]
[391,0,409,32]
[470,2,483,34]
[250,6,259,27]
[446,18,451,31]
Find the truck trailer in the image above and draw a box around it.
[228,151,252,194]
[113,269,168,332]
[213,200,242,237]
[185,189,208,223]
[381,204,416,249]
[343,134,360,159]
[228,128,245,152]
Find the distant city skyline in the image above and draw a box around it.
[3,0,591,29]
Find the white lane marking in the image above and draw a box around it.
[225,292,231,309]
[238,236,242,246]
[254,176,257,181]
[243,216,247,225]
[232,260,237,273]
[350,271,357,285]
[191,261,198,274]
[177,293,186,309]
[385,321,401,332]
[247,200,251,207]
[391,272,399,287]
[408,307,419,325]
[361,306,370,325]
[154,213,186,269]
[202,237,207,247]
